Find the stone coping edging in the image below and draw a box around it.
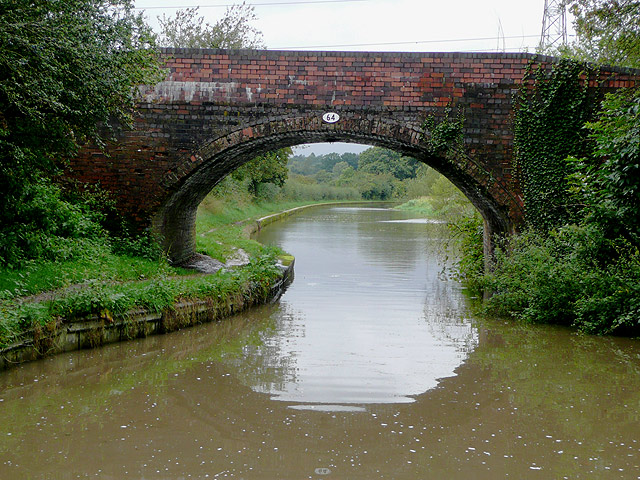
[249,202,337,234]
[0,261,293,371]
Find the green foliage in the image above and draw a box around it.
[0,244,182,302]
[396,176,476,220]
[483,230,580,325]
[421,107,465,158]
[289,147,473,203]
[403,164,441,199]
[232,148,292,197]
[568,87,640,243]
[394,198,438,217]
[448,213,485,292]
[0,180,108,268]
[357,147,421,180]
[1,190,300,348]
[0,0,161,267]
[288,151,358,176]
[514,59,592,231]
[157,4,263,49]
[331,161,351,177]
[0,252,283,348]
[282,176,360,201]
[111,229,164,261]
[457,80,640,335]
[482,224,640,335]
[558,0,640,69]
[428,176,476,218]
[0,0,159,162]
[350,172,396,200]
[455,65,640,335]
[335,152,359,170]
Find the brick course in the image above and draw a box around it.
[68,48,640,264]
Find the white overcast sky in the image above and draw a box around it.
[134,0,571,154]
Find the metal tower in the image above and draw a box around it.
[540,0,568,49]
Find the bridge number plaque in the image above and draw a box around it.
[322,112,340,124]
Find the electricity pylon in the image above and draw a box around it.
[540,0,568,49]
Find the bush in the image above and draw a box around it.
[481,224,640,335]
[0,180,108,268]
[255,182,281,202]
[448,213,485,293]
[110,230,164,261]
[355,172,396,200]
[483,230,580,325]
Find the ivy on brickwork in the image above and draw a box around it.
[513,59,594,232]
[420,106,501,191]
[421,107,466,160]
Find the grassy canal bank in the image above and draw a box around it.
[0,199,335,369]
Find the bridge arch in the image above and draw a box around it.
[67,49,639,267]
[152,113,518,264]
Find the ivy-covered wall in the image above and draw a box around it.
[514,60,597,231]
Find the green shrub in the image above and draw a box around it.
[255,182,281,202]
[448,214,485,290]
[0,180,110,268]
[481,224,640,335]
[281,178,360,201]
[111,230,164,261]
[395,198,438,216]
[484,230,580,325]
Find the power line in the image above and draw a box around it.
[134,0,369,9]
[270,34,541,50]
[135,0,552,53]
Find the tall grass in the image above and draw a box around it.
[281,177,360,201]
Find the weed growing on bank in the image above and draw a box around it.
[449,218,640,336]
[0,252,283,349]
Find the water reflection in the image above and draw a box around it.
[243,206,478,406]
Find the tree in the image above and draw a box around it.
[354,172,396,200]
[232,148,291,196]
[332,161,351,177]
[561,0,640,68]
[157,4,263,49]
[339,152,359,169]
[0,0,161,267]
[568,87,640,243]
[319,152,342,172]
[358,147,420,180]
[158,4,291,199]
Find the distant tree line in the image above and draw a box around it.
[289,147,428,200]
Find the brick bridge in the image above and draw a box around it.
[70,48,638,264]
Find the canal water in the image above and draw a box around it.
[1,205,640,479]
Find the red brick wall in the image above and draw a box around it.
[155,50,635,106]
[68,49,640,263]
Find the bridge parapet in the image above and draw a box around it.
[69,49,640,264]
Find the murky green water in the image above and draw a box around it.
[1,205,639,479]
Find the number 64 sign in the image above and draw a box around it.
[322,112,340,124]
